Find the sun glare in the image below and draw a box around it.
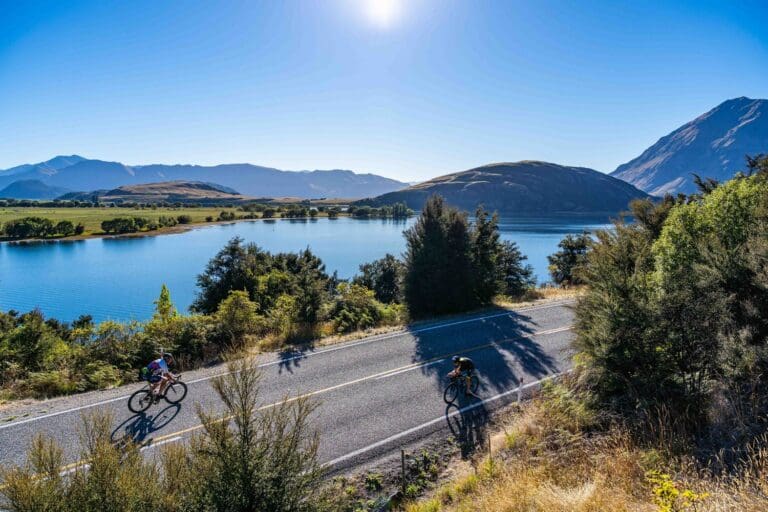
[364,0,403,28]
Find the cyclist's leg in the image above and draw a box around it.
[159,374,170,395]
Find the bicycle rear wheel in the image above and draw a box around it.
[443,381,459,404]
[164,381,188,404]
[128,389,153,413]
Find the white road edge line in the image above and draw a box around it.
[375,359,445,380]
[325,370,572,469]
[140,436,182,452]
[0,300,574,430]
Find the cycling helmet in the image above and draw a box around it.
[452,355,460,363]
[162,352,174,360]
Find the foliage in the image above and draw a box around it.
[2,217,57,239]
[330,283,383,333]
[353,253,404,304]
[646,471,709,512]
[1,362,325,512]
[213,290,265,348]
[192,238,331,325]
[100,217,151,234]
[575,155,768,438]
[183,358,323,511]
[498,240,535,297]
[403,195,534,317]
[547,232,591,285]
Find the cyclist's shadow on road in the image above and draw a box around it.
[110,404,181,446]
[445,399,489,458]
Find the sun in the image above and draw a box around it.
[364,0,403,28]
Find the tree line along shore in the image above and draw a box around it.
[0,201,413,241]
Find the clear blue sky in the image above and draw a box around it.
[1,0,766,181]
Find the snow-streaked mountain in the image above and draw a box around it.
[612,97,768,196]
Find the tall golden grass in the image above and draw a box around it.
[406,383,768,512]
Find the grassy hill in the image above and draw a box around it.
[61,180,253,204]
[359,161,649,214]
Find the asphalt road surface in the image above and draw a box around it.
[0,300,575,473]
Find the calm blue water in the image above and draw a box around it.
[0,216,610,322]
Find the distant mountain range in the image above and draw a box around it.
[0,180,71,200]
[359,161,649,214]
[60,181,253,205]
[4,97,765,206]
[612,97,768,195]
[0,157,408,200]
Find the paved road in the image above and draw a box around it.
[0,301,575,472]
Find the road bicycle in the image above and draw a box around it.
[128,374,187,413]
[443,372,479,404]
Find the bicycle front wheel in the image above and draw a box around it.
[443,382,459,404]
[128,389,153,413]
[164,381,188,404]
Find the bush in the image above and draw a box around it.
[213,290,265,349]
[330,283,382,333]
[575,156,768,438]
[183,359,323,511]
[176,214,192,224]
[26,370,77,397]
[80,362,122,391]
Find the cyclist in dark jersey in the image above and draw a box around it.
[448,355,477,397]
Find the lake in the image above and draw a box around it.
[0,216,611,322]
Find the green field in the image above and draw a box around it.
[0,206,246,236]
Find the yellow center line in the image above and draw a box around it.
[2,325,573,480]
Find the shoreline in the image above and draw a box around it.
[0,214,354,245]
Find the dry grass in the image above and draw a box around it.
[494,286,585,309]
[405,384,768,512]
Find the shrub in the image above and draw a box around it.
[176,214,192,224]
[213,290,265,349]
[26,370,77,397]
[182,359,323,511]
[330,283,382,333]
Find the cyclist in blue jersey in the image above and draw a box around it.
[144,353,176,402]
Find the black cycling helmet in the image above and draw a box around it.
[162,352,174,361]
[452,355,460,363]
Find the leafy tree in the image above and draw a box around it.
[2,217,56,239]
[153,284,177,323]
[353,254,404,304]
[498,241,535,297]
[471,207,501,303]
[547,233,591,286]
[54,220,75,237]
[193,237,259,314]
[403,195,476,317]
